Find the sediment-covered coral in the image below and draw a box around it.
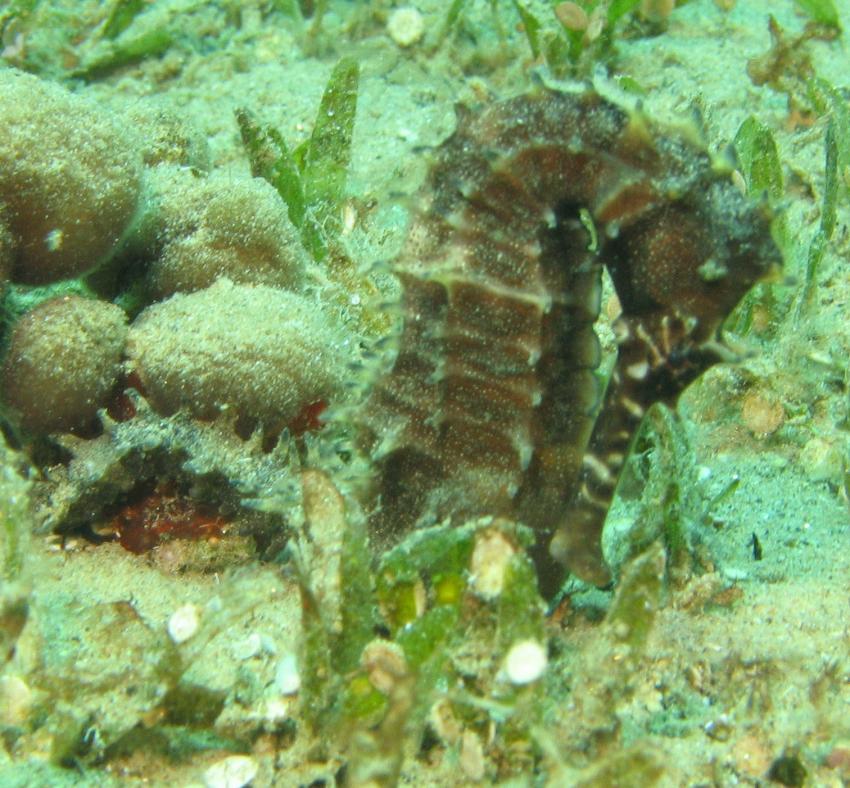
[37,393,298,542]
[0,68,353,553]
[1,296,128,435]
[128,106,212,171]
[140,167,308,298]
[0,68,142,284]
[125,278,350,434]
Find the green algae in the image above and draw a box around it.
[440,0,651,75]
[794,0,841,28]
[292,554,339,734]
[606,403,702,584]
[607,0,643,24]
[606,542,665,652]
[378,524,477,596]
[341,673,386,725]
[3,0,172,82]
[733,114,788,262]
[795,109,841,319]
[292,472,375,735]
[510,1,542,60]
[496,552,545,648]
[236,108,320,256]
[734,116,784,203]
[0,443,30,584]
[726,116,786,338]
[809,78,850,200]
[237,57,359,266]
[293,511,550,775]
[301,56,359,243]
[269,0,303,19]
[395,603,459,673]
[74,27,173,82]
[0,439,30,670]
[335,507,374,674]
[101,0,147,41]
[783,76,850,320]
[236,56,390,335]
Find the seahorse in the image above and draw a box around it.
[358,85,779,588]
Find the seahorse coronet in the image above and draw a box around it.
[358,84,780,590]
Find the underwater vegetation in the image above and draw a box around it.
[237,56,359,269]
[1,0,850,784]
[441,0,681,77]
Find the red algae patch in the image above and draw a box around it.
[0,69,142,284]
[105,482,229,554]
[2,296,128,434]
[125,278,350,432]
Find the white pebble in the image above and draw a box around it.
[502,639,547,685]
[800,436,843,483]
[262,697,291,723]
[0,676,32,726]
[275,652,301,695]
[232,632,263,660]
[470,527,516,599]
[387,7,425,48]
[203,755,258,788]
[167,604,200,644]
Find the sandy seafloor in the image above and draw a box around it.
[2,0,850,785]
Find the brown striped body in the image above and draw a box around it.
[359,88,778,587]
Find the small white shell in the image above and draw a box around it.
[167,604,200,644]
[275,652,301,695]
[387,7,425,48]
[203,755,258,788]
[502,639,548,685]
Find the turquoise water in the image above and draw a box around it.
[0,1,847,784]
